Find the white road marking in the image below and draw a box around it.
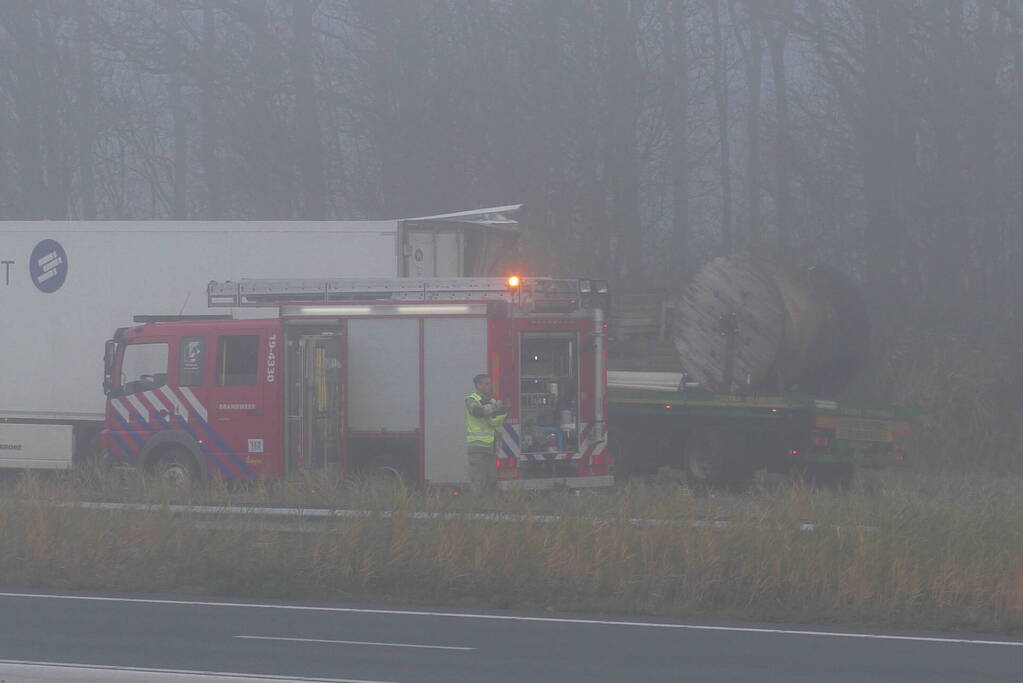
[236,635,473,651]
[2,592,1020,648]
[0,658,398,682]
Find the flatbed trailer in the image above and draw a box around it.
[607,375,914,488]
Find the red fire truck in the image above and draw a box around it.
[101,277,612,490]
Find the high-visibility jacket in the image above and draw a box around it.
[465,392,508,445]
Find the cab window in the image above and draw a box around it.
[119,343,169,394]
[217,335,259,386]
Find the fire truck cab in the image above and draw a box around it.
[102,277,612,490]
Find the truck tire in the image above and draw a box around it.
[72,426,104,466]
[150,448,199,486]
[72,427,109,480]
[684,427,753,490]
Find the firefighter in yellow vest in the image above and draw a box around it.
[465,373,508,493]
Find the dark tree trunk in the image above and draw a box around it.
[766,0,793,251]
[9,4,47,218]
[165,0,187,219]
[601,0,643,282]
[76,1,97,219]
[709,0,734,254]
[664,0,692,278]
[731,0,764,250]
[199,1,222,218]
[291,0,327,219]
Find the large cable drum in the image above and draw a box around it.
[670,256,868,395]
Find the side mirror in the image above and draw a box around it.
[103,340,117,396]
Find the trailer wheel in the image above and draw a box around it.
[150,448,199,486]
[684,427,752,490]
[805,463,854,491]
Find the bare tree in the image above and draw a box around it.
[6,2,51,218]
[765,0,793,251]
[290,0,326,218]
[198,0,222,218]
[708,0,735,254]
[730,0,764,249]
[600,0,644,281]
[164,0,187,218]
[663,0,693,278]
[76,1,98,219]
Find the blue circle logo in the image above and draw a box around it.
[29,239,69,293]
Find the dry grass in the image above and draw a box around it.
[856,318,1023,473]
[0,469,1020,634]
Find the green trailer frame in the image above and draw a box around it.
[608,386,915,486]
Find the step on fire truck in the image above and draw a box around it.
[101,277,613,490]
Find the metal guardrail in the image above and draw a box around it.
[34,500,873,533]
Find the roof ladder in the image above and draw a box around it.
[207,277,590,308]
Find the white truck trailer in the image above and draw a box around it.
[0,206,520,470]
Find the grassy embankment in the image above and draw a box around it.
[1,469,1020,634]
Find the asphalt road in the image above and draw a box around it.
[0,591,1019,682]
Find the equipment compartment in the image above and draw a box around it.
[519,333,579,454]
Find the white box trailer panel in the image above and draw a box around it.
[0,424,73,469]
[1,221,402,421]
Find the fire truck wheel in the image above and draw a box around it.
[684,427,753,491]
[150,448,199,486]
